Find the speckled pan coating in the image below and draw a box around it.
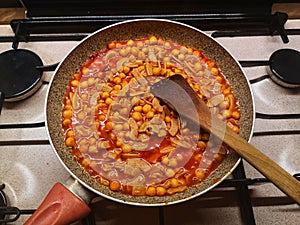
[46,19,254,206]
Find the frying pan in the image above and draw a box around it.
[25,19,255,224]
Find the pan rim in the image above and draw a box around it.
[45,18,255,206]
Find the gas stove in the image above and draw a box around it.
[0,2,300,224]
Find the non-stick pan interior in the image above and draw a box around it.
[46,19,254,205]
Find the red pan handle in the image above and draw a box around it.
[24,182,91,225]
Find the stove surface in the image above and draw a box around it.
[0,19,299,225]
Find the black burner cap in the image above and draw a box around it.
[0,49,44,101]
[269,49,300,88]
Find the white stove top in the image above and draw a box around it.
[0,19,299,225]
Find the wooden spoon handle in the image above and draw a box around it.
[151,74,300,204]
[223,126,300,205]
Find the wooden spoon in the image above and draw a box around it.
[150,74,300,205]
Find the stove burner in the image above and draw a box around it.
[0,184,6,207]
[0,184,7,221]
[269,49,300,88]
[0,49,44,113]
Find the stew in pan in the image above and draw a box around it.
[62,36,240,197]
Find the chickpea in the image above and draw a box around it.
[193,50,201,57]
[119,73,126,79]
[105,121,113,130]
[81,158,90,167]
[89,137,96,145]
[116,139,123,147]
[146,186,156,196]
[127,39,134,45]
[114,124,123,131]
[120,108,128,116]
[81,93,89,101]
[216,75,223,83]
[197,141,206,149]
[118,131,125,138]
[65,137,75,147]
[82,67,89,74]
[178,54,185,61]
[108,42,116,49]
[79,81,88,89]
[208,61,216,68]
[98,114,106,121]
[142,104,152,113]
[161,156,169,165]
[122,144,132,153]
[149,36,158,44]
[137,51,146,59]
[63,109,72,119]
[105,97,113,105]
[110,180,121,191]
[152,67,161,76]
[232,111,240,119]
[146,111,154,119]
[195,169,206,180]
[77,111,85,121]
[164,116,171,123]
[168,158,178,167]
[194,62,202,72]
[123,122,129,130]
[87,77,95,86]
[164,42,171,48]
[171,49,180,56]
[100,91,110,99]
[115,42,122,48]
[142,47,148,53]
[136,41,144,48]
[79,138,87,146]
[156,187,166,196]
[66,130,74,137]
[113,112,120,118]
[70,80,79,87]
[88,145,98,153]
[134,105,142,112]
[166,168,175,177]
[62,118,72,127]
[130,47,139,56]
[233,126,240,133]
[132,111,143,121]
[222,110,232,119]
[73,73,80,80]
[210,67,219,76]
[170,178,179,188]
[80,145,88,153]
[122,66,130,74]
[113,76,122,84]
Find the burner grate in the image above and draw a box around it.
[0,10,299,225]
